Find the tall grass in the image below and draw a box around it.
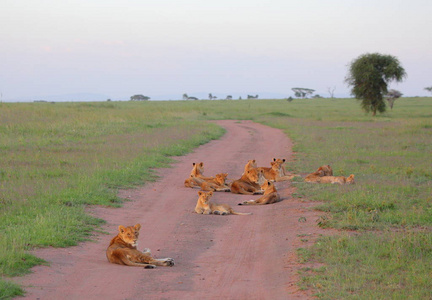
[1,98,431,299]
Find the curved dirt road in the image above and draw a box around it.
[16,120,327,300]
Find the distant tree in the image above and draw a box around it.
[226,95,232,100]
[247,94,259,99]
[425,87,432,95]
[385,89,403,110]
[312,94,323,99]
[187,96,198,100]
[345,53,407,116]
[130,94,150,101]
[239,96,242,100]
[287,96,294,102]
[291,88,315,98]
[327,86,336,98]
[182,93,188,100]
[107,98,112,102]
[208,93,217,100]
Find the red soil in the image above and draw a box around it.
[16,120,331,299]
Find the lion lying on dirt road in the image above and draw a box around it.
[106,224,174,268]
[185,173,231,191]
[258,160,296,182]
[238,180,280,205]
[231,166,265,195]
[273,158,287,176]
[194,191,251,215]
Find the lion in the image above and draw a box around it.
[242,159,257,174]
[238,180,280,205]
[106,224,174,268]
[189,162,213,180]
[195,191,251,215]
[273,158,287,176]
[258,160,295,182]
[184,162,215,188]
[185,174,231,192]
[230,168,265,195]
[317,174,355,185]
[304,165,333,182]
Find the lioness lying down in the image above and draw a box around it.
[258,160,295,182]
[238,180,280,205]
[304,165,333,182]
[231,162,265,195]
[106,224,174,268]
[317,174,355,185]
[185,173,230,192]
[195,191,251,215]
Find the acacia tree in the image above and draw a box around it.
[130,94,150,101]
[385,89,403,109]
[425,87,432,95]
[345,53,406,116]
[292,88,315,98]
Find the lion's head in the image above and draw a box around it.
[198,190,213,205]
[118,224,141,247]
[346,174,355,184]
[215,173,228,185]
[191,162,204,176]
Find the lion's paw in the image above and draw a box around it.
[144,264,156,269]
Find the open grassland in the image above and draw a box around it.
[1,98,431,299]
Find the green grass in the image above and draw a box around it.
[1,97,431,299]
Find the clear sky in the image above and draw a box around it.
[1,0,431,101]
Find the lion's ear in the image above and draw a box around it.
[273,158,276,161]
[268,181,271,186]
[198,191,204,196]
[283,159,286,162]
[193,162,196,166]
[209,191,213,196]
[118,225,126,233]
[134,224,141,231]
[199,162,204,167]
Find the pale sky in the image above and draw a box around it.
[1,0,431,101]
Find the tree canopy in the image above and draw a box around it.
[345,53,406,115]
[292,88,315,98]
[130,94,150,101]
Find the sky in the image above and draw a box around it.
[1,0,431,101]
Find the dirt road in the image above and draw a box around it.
[16,120,327,300]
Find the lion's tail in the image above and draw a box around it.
[232,211,252,215]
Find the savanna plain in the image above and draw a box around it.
[0,98,431,299]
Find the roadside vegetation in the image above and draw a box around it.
[1,98,431,299]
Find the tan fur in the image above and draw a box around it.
[106,224,174,268]
[320,165,333,176]
[190,162,213,180]
[184,162,216,188]
[317,174,355,185]
[273,158,287,176]
[258,161,295,182]
[195,191,251,215]
[304,165,333,182]
[239,180,280,205]
[304,169,325,182]
[242,159,257,174]
[186,174,231,192]
[231,168,264,195]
